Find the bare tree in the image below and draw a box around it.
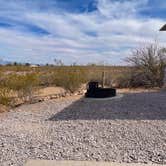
[126,44,166,87]
[54,58,64,66]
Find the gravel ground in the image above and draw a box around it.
[0,92,166,166]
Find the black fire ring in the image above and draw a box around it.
[85,81,116,98]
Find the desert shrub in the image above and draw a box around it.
[2,73,39,101]
[87,71,102,83]
[0,73,11,106]
[54,69,86,92]
[38,72,57,86]
[116,71,132,88]
[0,87,12,106]
[117,44,166,88]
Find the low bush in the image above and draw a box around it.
[38,72,56,86]
[54,69,86,92]
[0,87,12,106]
[1,73,39,102]
[116,72,132,88]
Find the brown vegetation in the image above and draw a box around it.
[1,47,165,109]
[117,44,166,88]
[0,65,128,107]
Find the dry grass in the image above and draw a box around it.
[0,72,39,106]
[0,65,135,108]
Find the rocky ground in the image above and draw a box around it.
[0,92,166,166]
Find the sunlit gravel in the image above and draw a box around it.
[0,92,166,166]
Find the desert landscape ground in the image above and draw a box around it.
[0,91,166,165]
[0,64,166,166]
[0,1,166,166]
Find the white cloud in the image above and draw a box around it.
[97,0,148,18]
[0,0,165,65]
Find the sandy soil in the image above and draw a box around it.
[37,87,66,97]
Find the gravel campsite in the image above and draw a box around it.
[0,92,166,166]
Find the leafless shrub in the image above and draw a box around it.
[117,44,166,88]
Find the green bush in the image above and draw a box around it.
[54,70,86,92]
[2,73,39,101]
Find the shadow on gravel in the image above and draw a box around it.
[49,92,166,121]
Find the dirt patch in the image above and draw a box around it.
[1,92,166,165]
[0,104,9,113]
[37,87,66,97]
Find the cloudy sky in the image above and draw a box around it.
[0,0,165,65]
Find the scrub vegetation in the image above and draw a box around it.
[117,44,166,88]
[0,44,165,107]
[0,65,129,106]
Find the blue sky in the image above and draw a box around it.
[0,0,165,65]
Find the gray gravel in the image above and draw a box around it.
[0,92,166,166]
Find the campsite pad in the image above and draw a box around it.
[25,160,165,166]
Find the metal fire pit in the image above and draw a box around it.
[85,81,116,98]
